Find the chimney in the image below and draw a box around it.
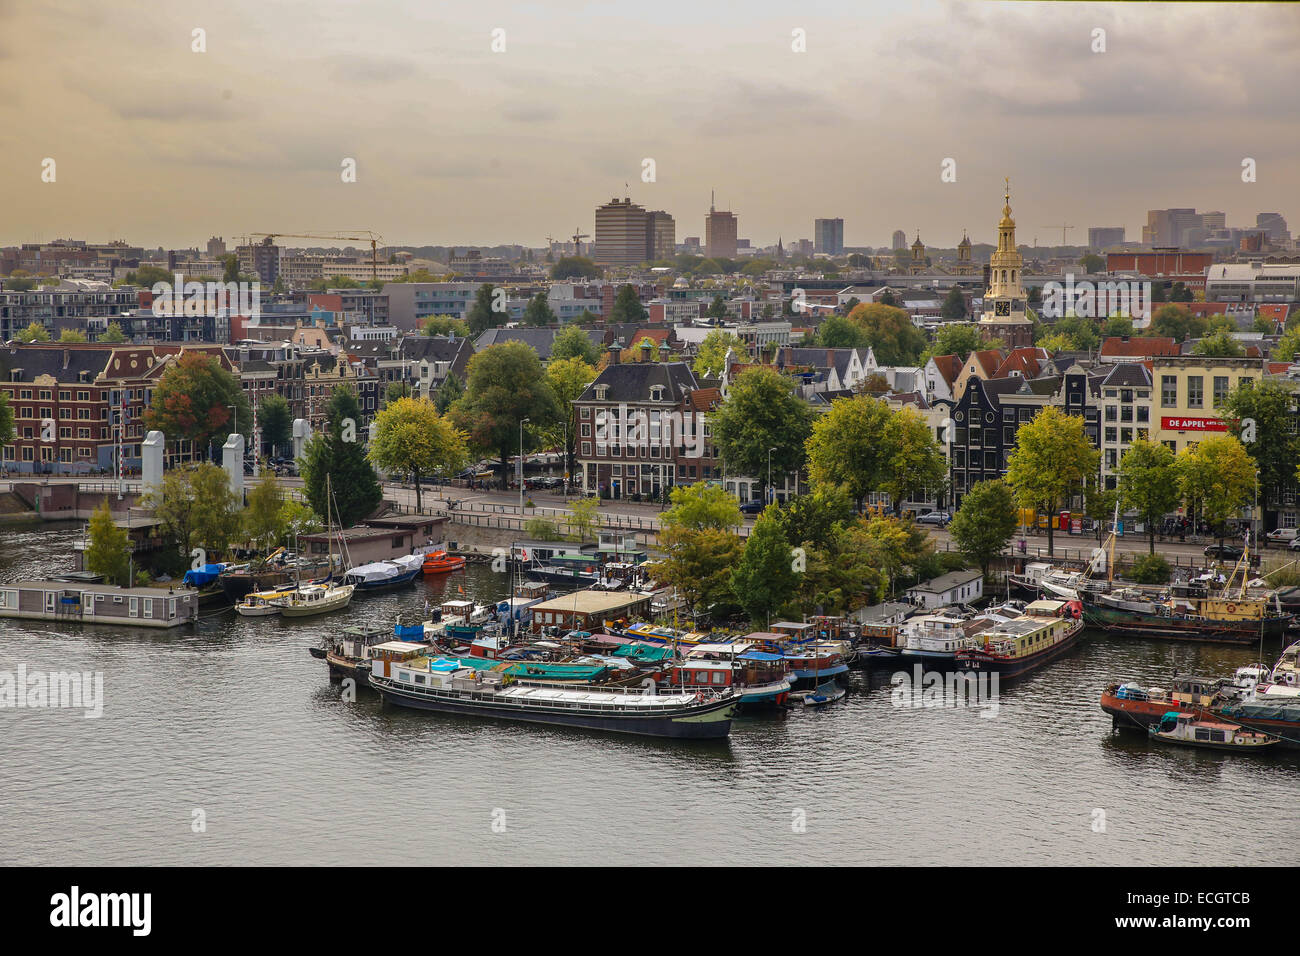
[63,348,71,370]
[609,344,621,364]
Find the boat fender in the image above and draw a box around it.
[1227,603,1237,614]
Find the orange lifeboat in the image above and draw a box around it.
[422,550,466,575]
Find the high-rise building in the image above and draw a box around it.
[891,230,908,251]
[1257,213,1291,243]
[814,218,845,255]
[645,210,676,262]
[594,197,648,267]
[1088,226,1126,250]
[207,236,227,257]
[236,238,280,284]
[704,192,738,259]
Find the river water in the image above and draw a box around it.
[2,523,1296,866]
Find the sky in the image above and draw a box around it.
[1,0,1298,251]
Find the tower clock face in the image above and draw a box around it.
[994,300,1011,317]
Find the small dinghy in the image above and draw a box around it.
[790,680,846,709]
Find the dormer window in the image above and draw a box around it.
[649,385,665,401]
[594,384,609,401]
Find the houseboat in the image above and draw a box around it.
[369,655,738,739]
[311,625,419,685]
[1100,675,1226,729]
[1148,711,1278,752]
[953,599,1084,679]
[1082,583,1291,643]
[896,612,979,666]
[0,581,199,628]
[673,643,793,710]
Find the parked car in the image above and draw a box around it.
[915,511,952,527]
[739,500,766,515]
[1267,528,1298,542]
[1289,537,1300,553]
[1203,544,1244,560]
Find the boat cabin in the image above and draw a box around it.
[672,659,734,690]
[338,626,393,661]
[0,581,199,629]
[369,641,434,679]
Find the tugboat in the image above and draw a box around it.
[953,598,1084,679]
[1148,711,1278,752]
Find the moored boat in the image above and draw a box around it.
[343,554,423,593]
[369,655,738,739]
[1148,711,1278,752]
[235,585,295,617]
[422,550,466,575]
[1099,675,1224,729]
[954,598,1084,679]
[272,582,356,617]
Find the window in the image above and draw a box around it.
[1105,405,1117,422]
[1161,375,1177,407]
[1137,406,1149,423]
[1187,376,1203,409]
[1213,376,1229,406]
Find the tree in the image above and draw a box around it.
[1079,253,1105,273]
[1083,474,1119,545]
[566,496,602,543]
[949,480,1017,579]
[731,508,797,623]
[384,380,413,406]
[845,302,927,366]
[258,393,291,457]
[805,394,893,509]
[433,372,463,414]
[448,342,560,489]
[1192,330,1244,358]
[524,516,563,541]
[924,323,982,361]
[550,256,601,280]
[85,500,130,585]
[693,329,745,377]
[58,328,88,343]
[243,472,287,551]
[609,285,646,324]
[1004,406,1099,556]
[1177,434,1256,550]
[661,481,742,532]
[940,287,967,321]
[466,283,504,335]
[1101,315,1133,338]
[775,485,854,553]
[522,292,557,327]
[859,516,935,597]
[880,408,947,515]
[368,397,468,511]
[545,356,597,485]
[144,351,251,459]
[98,322,127,343]
[650,526,743,617]
[710,366,814,502]
[422,315,470,337]
[16,322,50,343]
[0,390,13,448]
[1115,439,1180,554]
[143,463,241,560]
[551,324,600,366]
[300,385,383,527]
[817,314,872,349]
[707,294,728,322]
[1221,380,1300,525]
[1147,304,1206,342]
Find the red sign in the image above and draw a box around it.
[1161,417,1227,432]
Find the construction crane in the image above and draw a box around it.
[571,228,590,258]
[245,230,386,283]
[1041,223,1074,247]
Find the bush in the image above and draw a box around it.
[1128,553,1171,584]
[524,517,562,541]
[1263,561,1300,589]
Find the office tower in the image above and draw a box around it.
[814,218,845,255]
[704,191,738,259]
[594,197,648,266]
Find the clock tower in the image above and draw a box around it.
[977,178,1034,348]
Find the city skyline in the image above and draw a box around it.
[2,1,1298,249]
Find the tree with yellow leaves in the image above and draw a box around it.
[368,397,468,512]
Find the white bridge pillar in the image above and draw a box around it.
[292,418,311,461]
[142,430,165,498]
[223,433,246,501]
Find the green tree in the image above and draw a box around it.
[1147,304,1207,342]
[707,294,728,321]
[243,473,287,551]
[816,314,872,349]
[1116,439,1180,554]
[1192,330,1244,358]
[448,342,560,488]
[566,496,602,543]
[522,291,557,327]
[731,508,797,623]
[1004,406,1100,556]
[551,324,601,365]
[422,315,470,337]
[649,526,743,617]
[545,356,597,484]
[940,287,967,321]
[85,500,130,585]
[257,393,291,457]
[0,390,14,447]
[609,285,646,324]
[300,385,383,527]
[384,380,413,406]
[924,323,982,360]
[58,328,88,343]
[805,394,892,509]
[369,397,468,511]
[16,322,50,343]
[1221,380,1300,526]
[524,516,563,541]
[693,329,745,377]
[661,481,743,532]
[144,351,251,458]
[550,256,601,280]
[433,372,463,414]
[860,516,935,597]
[881,408,947,515]
[1079,253,1105,273]
[775,485,854,553]
[710,366,814,502]
[1101,315,1134,338]
[98,322,127,343]
[1177,434,1256,551]
[845,302,927,365]
[466,283,504,335]
[143,463,241,559]
[949,479,1017,579]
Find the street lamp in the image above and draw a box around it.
[519,417,530,516]
[767,446,777,505]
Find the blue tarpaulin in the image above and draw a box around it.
[739,651,784,661]
[182,564,227,588]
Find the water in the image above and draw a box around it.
[2,523,1296,865]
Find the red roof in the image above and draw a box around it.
[1100,336,1179,358]
[929,354,962,386]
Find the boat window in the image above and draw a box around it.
[415,675,426,684]
[1210,730,1225,743]
[1194,728,1211,741]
